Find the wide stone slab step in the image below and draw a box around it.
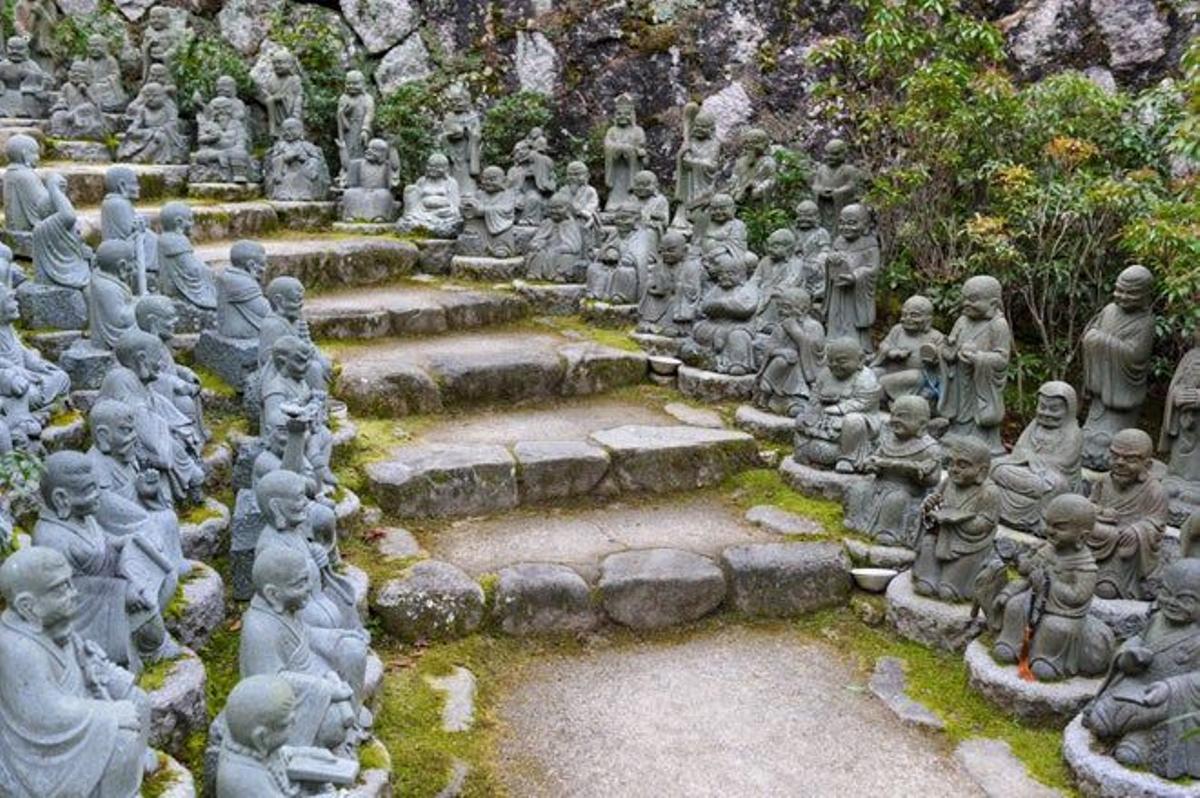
[38,162,188,205]
[336,331,646,416]
[598,547,727,630]
[77,201,283,246]
[197,236,419,290]
[305,283,528,339]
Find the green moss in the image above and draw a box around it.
[163,582,187,623]
[201,622,242,718]
[140,752,179,798]
[182,502,222,526]
[535,315,643,353]
[721,468,849,536]
[358,738,392,772]
[47,407,82,428]
[137,655,179,692]
[194,366,238,399]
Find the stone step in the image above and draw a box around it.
[305,282,529,340]
[38,162,189,205]
[75,201,285,247]
[365,399,760,518]
[197,235,419,291]
[335,330,647,416]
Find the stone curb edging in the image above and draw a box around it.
[1063,715,1200,798]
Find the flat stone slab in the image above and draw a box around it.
[194,330,258,390]
[1063,714,1200,798]
[663,401,724,428]
[513,440,612,503]
[424,666,477,733]
[166,561,226,650]
[581,300,637,328]
[869,657,945,731]
[955,737,1063,797]
[494,562,599,636]
[374,526,423,559]
[145,648,208,755]
[598,548,726,630]
[16,280,87,330]
[886,571,984,652]
[47,138,111,162]
[198,236,419,290]
[1090,596,1152,642]
[77,201,280,246]
[373,560,485,642]
[677,365,757,403]
[513,281,586,315]
[734,404,795,443]
[745,504,824,536]
[780,455,872,502]
[306,283,528,339]
[845,538,918,569]
[964,639,1102,725]
[720,542,851,617]
[495,626,985,796]
[589,424,759,493]
[451,254,525,281]
[367,443,518,518]
[187,181,263,201]
[37,162,188,205]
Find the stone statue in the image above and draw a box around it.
[125,64,176,123]
[822,203,879,351]
[252,411,322,496]
[912,435,999,600]
[398,152,462,237]
[937,275,1011,453]
[987,493,1115,680]
[637,230,686,335]
[563,160,600,250]
[141,6,183,81]
[754,288,826,418]
[0,242,23,289]
[0,546,153,798]
[340,138,399,223]
[603,93,646,210]
[670,244,706,335]
[33,172,92,291]
[438,83,481,195]
[1161,327,1200,519]
[87,239,136,351]
[258,48,303,138]
[526,192,586,283]
[845,395,941,546]
[240,543,360,752]
[586,203,642,304]
[794,199,831,309]
[117,82,187,164]
[1083,557,1200,779]
[508,138,555,225]
[991,381,1082,532]
[259,276,331,395]
[1087,429,1168,601]
[158,202,218,328]
[1080,265,1156,471]
[699,193,749,265]
[216,239,272,340]
[83,34,126,113]
[870,295,944,407]
[191,83,258,184]
[749,229,803,326]
[3,133,47,245]
[0,36,50,117]
[680,250,759,375]
[48,60,107,139]
[101,166,158,294]
[672,105,720,231]
[811,138,868,235]
[261,335,335,488]
[336,70,374,188]
[459,165,516,257]
[265,118,331,202]
[32,450,180,669]
[0,282,69,432]
[794,336,883,472]
[135,295,207,439]
[630,170,670,241]
[728,128,776,205]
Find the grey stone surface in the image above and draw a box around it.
[367,443,518,518]
[229,488,263,601]
[1089,596,1152,642]
[373,560,485,642]
[217,0,283,54]
[307,284,527,340]
[451,255,526,281]
[78,202,282,247]
[1062,715,1200,798]
[425,666,477,732]
[744,504,824,536]
[16,281,87,330]
[559,343,647,397]
[513,282,586,315]
[59,341,115,390]
[964,639,1102,725]
[495,627,984,797]
[494,562,598,636]
[200,237,418,290]
[677,365,757,403]
[720,542,850,617]
[663,401,724,428]
[418,398,673,446]
[1091,0,1169,71]
[375,526,423,559]
[340,0,419,53]
[869,657,945,731]
[37,164,189,207]
[165,561,226,651]
[155,753,199,798]
[779,455,871,502]
[515,30,560,95]
[146,649,208,755]
[514,440,611,503]
[580,301,637,329]
[886,571,984,653]
[376,35,432,94]
[194,330,258,390]
[590,424,758,493]
[954,737,1063,798]
[41,416,87,452]
[735,404,797,443]
[844,538,917,569]
[598,548,726,630]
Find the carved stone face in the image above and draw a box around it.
[614,105,633,126]
[216,77,237,99]
[899,299,932,334]
[274,286,304,321]
[566,164,588,186]
[714,258,740,290]
[120,173,141,201]
[1034,394,1068,430]
[1109,440,1151,486]
[145,86,165,110]
[254,702,296,756]
[345,72,365,95]
[766,233,794,261]
[173,207,194,235]
[149,8,170,30]
[87,35,106,59]
[709,198,734,223]
[693,116,715,139]
[8,39,28,63]
[56,468,101,519]
[1159,566,1200,625]
[68,61,89,85]
[1112,278,1149,312]
[425,156,449,180]
[631,174,656,199]
[1044,500,1091,548]
[281,119,302,142]
[795,202,819,229]
[547,198,570,222]
[134,344,163,382]
[614,209,638,234]
[267,567,309,612]
[961,281,998,321]
[824,139,847,166]
[839,207,866,241]
[480,168,505,194]
[24,562,78,641]
[826,344,863,380]
[272,52,291,77]
[888,402,927,441]
[365,140,388,164]
[99,410,138,462]
[947,448,987,486]
[281,345,310,380]
[660,236,687,264]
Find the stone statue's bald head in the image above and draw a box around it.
[40,450,92,506]
[0,546,70,605]
[5,133,38,165]
[254,469,307,516]
[1111,428,1153,458]
[89,397,134,433]
[230,240,267,271]
[104,165,136,194]
[114,329,161,369]
[252,542,308,594]
[224,674,296,749]
[95,240,133,277]
[135,294,176,333]
[1044,493,1096,530]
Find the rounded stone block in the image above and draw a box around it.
[598,548,727,630]
[677,365,757,403]
[513,440,612,503]
[343,562,370,622]
[581,300,638,328]
[734,404,795,444]
[450,255,525,281]
[41,415,87,452]
[720,542,851,617]
[336,359,442,416]
[179,497,231,562]
[1063,714,1200,798]
[16,281,87,330]
[779,455,871,502]
[1090,596,1152,642]
[885,571,984,652]
[494,562,599,636]
[514,281,586,315]
[367,444,518,518]
[145,648,208,755]
[373,560,485,642]
[964,639,1101,725]
[166,561,226,650]
[589,424,759,493]
[844,539,917,569]
[560,343,647,397]
[194,330,259,391]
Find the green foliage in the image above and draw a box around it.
[0,449,42,541]
[376,81,440,186]
[171,32,253,118]
[742,147,813,252]
[481,91,553,166]
[50,2,126,62]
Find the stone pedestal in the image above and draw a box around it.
[779,455,870,502]
[171,299,217,335]
[964,639,1102,725]
[582,300,638,328]
[414,237,457,275]
[145,648,208,754]
[179,497,230,562]
[513,280,585,315]
[1089,596,1152,642]
[164,561,226,650]
[268,200,337,229]
[195,330,258,391]
[677,365,756,403]
[885,571,983,652]
[450,254,525,281]
[734,404,794,444]
[16,281,87,330]
[229,488,263,601]
[339,188,395,224]
[59,340,115,390]
[49,139,111,162]
[1063,715,1200,798]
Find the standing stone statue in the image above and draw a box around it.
[1083,557,1200,780]
[672,104,720,231]
[2,133,47,249]
[526,192,586,283]
[754,288,826,417]
[438,83,481,195]
[48,60,107,139]
[141,6,183,81]
[33,172,92,291]
[937,275,1011,454]
[102,166,158,294]
[681,251,759,375]
[986,494,1115,680]
[83,34,126,113]
[264,117,331,202]
[630,170,670,242]
[158,201,218,328]
[0,546,153,798]
[870,295,944,408]
[823,203,880,351]
[728,128,776,205]
[216,239,272,340]
[563,160,600,251]
[845,395,940,546]
[0,36,50,117]
[258,48,303,138]
[638,230,686,335]
[87,240,137,351]
[794,336,883,473]
[1160,327,1200,518]
[458,166,517,257]
[191,87,258,184]
[135,295,207,439]
[603,93,646,211]
[991,381,1083,532]
[32,450,180,669]
[336,70,374,188]
[1080,265,1156,471]
[811,138,869,235]
[1087,429,1168,600]
[508,138,555,225]
[795,200,831,308]
[912,436,999,600]
[340,138,399,223]
[398,152,462,237]
[117,82,187,164]
[0,282,69,423]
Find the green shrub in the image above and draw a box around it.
[481,91,553,166]
[171,31,253,118]
[375,81,440,185]
[51,2,126,62]
[742,147,813,252]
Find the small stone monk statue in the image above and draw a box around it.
[191,77,257,183]
[397,152,462,238]
[870,294,944,408]
[437,83,481,195]
[728,127,776,205]
[681,250,759,376]
[754,287,826,417]
[912,435,999,600]
[1083,557,1200,779]
[811,137,869,235]
[259,276,331,393]
[603,93,646,211]
[845,395,941,546]
[340,138,400,223]
[141,6,182,80]
[135,295,207,439]
[0,36,51,118]
[671,105,720,232]
[794,336,883,473]
[87,239,136,352]
[32,172,92,292]
[48,60,106,139]
[117,82,187,165]
[0,546,154,798]
[1086,429,1169,600]
[637,230,686,335]
[749,229,804,327]
[265,118,331,202]
[336,70,375,188]
[0,282,69,423]
[258,49,303,139]
[158,201,218,329]
[937,275,1011,454]
[629,170,670,241]
[83,33,126,113]
[987,493,1115,681]
[822,203,879,351]
[458,166,517,257]
[101,166,158,294]
[216,239,272,340]
[261,336,335,489]
[793,199,830,308]
[526,192,586,283]
[3,133,48,244]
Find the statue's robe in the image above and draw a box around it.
[795,226,832,308]
[603,123,645,210]
[158,231,217,311]
[87,269,135,351]
[438,110,481,193]
[750,255,804,325]
[729,153,776,203]
[33,209,90,289]
[672,137,720,229]
[118,102,187,164]
[215,266,270,340]
[700,218,748,264]
[937,313,1011,451]
[337,93,374,167]
[264,73,302,134]
[261,370,333,477]
[671,252,705,329]
[755,314,826,417]
[2,163,48,234]
[462,189,516,257]
[87,445,184,574]
[634,191,670,241]
[400,175,461,234]
[1081,302,1154,467]
[49,81,106,139]
[844,429,939,546]
[870,324,944,403]
[0,324,69,409]
[266,139,329,202]
[217,743,299,798]
[1088,474,1169,600]
[638,256,675,332]
[912,477,1000,600]
[796,366,883,468]
[526,216,585,283]
[1160,347,1200,481]
[86,53,126,111]
[258,312,331,393]
[0,617,145,798]
[690,281,759,374]
[823,234,880,349]
[992,407,1082,531]
[101,193,158,290]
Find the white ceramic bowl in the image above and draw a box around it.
[851,567,899,593]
